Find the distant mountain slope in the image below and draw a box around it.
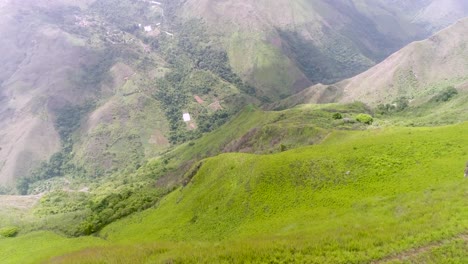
[177,0,468,100]
[272,18,468,108]
[0,0,172,185]
[0,0,467,187]
[412,0,468,31]
[0,0,251,187]
[0,0,89,184]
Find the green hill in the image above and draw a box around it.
[0,1,467,263]
[1,0,466,187]
[1,119,467,263]
[273,18,468,110]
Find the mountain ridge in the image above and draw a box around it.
[270,17,468,109]
[178,0,468,99]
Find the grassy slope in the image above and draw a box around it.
[381,92,468,126]
[154,103,370,187]
[100,123,468,260]
[278,18,468,108]
[0,103,367,239]
[0,231,104,264]
[2,121,467,263]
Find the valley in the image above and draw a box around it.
[0,0,467,263]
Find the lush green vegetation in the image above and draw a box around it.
[1,1,467,263]
[430,86,459,103]
[2,120,466,263]
[390,235,468,263]
[0,231,104,264]
[377,90,467,126]
[152,20,255,144]
[355,113,373,124]
[76,187,167,235]
[0,226,18,238]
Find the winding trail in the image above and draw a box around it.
[373,232,468,263]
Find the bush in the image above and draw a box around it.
[394,97,409,111]
[431,86,458,102]
[356,114,373,125]
[0,226,19,238]
[376,97,409,115]
[332,113,343,120]
[280,144,287,152]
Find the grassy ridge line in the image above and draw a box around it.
[103,122,468,239]
[154,103,368,187]
[78,122,467,262]
[1,123,466,263]
[0,103,367,238]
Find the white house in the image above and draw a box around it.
[183,113,191,122]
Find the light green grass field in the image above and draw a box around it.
[0,232,105,264]
[1,121,466,263]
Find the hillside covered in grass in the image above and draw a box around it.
[0,1,467,263]
[1,120,467,263]
[274,17,468,109]
[0,103,372,236]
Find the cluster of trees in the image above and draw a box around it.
[376,97,409,115]
[197,110,230,133]
[154,72,192,144]
[76,188,165,235]
[377,86,459,116]
[0,226,18,238]
[279,30,369,85]
[430,86,458,102]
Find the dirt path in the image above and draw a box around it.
[373,232,468,263]
[0,194,43,210]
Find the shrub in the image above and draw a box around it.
[376,97,409,115]
[394,97,409,111]
[0,226,19,238]
[332,113,343,120]
[355,114,373,125]
[280,144,287,152]
[376,103,394,115]
[431,86,458,102]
